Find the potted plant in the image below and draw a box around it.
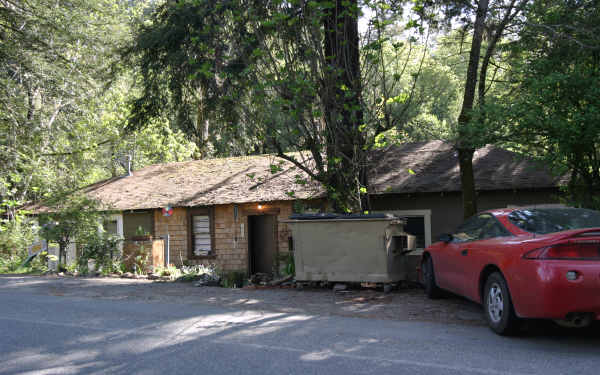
[131,226,152,241]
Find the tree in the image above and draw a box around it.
[488,0,600,208]
[363,32,463,145]
[40,193,103,267]
[418,0,529,218]
[0,0,196,219]
[125,0,394,212]
[0,0,128,214]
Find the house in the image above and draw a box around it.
[37,141,566,275]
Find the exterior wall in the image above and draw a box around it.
[371,188,561,241]
[198,201,294,272]
[154,201,294,273]
[149,188,557,274]
[154,207,188,264]
[122,239,164,272]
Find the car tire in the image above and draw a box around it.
[422,256,442,299]
[484,272,519,335]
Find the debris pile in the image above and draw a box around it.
[192,273,221,287]
[246,273,294,288]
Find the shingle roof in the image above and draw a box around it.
[369,141,567,194]
[29,141,566,212]
[80,153,324,211]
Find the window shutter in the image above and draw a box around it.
[192,215,212,256]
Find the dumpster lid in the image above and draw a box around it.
[285,213,405,223]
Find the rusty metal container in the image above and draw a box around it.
[283,214,415,283]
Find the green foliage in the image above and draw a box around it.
[135,226,150,236]
[0,206,38,257]
[121,244,151,275]
[1,0,195,258]
[174,264,219,283]
[0,202,47,274]
[486,0,600,208]
[39,192,104,266]
[1,0,132,206]
[281,252,295,276]
[77,231,123,275]
[125,0,395,212]
[134,250,150,275]
[0,248,48,274]
[220,270,246,288]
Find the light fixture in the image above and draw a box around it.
[258,204,263,210]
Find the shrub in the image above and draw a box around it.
[77,232,123,275]
[220,270,246,288]
[40,193,103,268]
[0,214,37,257]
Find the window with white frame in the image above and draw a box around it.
[101,213,123,252]
[375,210,432,249]
[189,208,214,257]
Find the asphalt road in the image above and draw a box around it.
[1,285,600,374]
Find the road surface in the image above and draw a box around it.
[1,280,599,374]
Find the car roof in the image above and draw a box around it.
[484,205,574,218]
[483,208,513,217]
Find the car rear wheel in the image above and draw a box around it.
[484,272,519,335]
[422,256,441,299]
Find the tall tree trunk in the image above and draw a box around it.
[322,0,365,212]
[456,0,489,219]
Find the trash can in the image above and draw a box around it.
[283,214,415,283]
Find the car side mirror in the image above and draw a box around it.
[438,233,453,243]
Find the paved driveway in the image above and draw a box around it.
[1,276,599,375]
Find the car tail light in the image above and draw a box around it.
[524,243,600,260]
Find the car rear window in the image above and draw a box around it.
[508,208,600,234]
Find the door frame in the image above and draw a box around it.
[246,212,279,276]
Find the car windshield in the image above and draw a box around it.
[508,208,600,234]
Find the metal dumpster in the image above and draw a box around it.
[283,214,415,283]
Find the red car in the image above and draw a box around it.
[421,207,600,335]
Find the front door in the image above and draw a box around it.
[248,215,277,275]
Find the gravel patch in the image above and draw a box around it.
[0,275,485,326]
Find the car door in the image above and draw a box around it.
[435,215,490,295]
[455,215,513,301]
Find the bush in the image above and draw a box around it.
[0,249,49,274]
[122,243,151,274]
[220,270,246,288]
[0,215,37,257]
[39,192,103,268]
[0,213,46,274]
[174,264,218,282]
[77,232,123,275]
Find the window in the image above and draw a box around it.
[123,211,153,239]
[103,219,118,236]
[452,214,510,243]
[100,214,123,252]
[374,210,432,249]
[189,208,215,258]
[405,217,426,249]
[508,208,600,234]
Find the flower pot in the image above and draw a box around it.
[130,235,152,241]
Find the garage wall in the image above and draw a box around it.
[371,188,561,241]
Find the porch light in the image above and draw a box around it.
[258,204,263,210]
